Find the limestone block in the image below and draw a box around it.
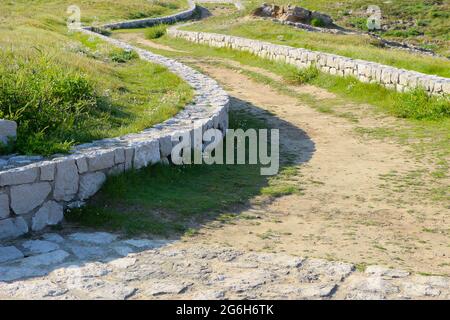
[0,192,9,219]
[133,140,160,169]
[159,135,173,158]
[31,201,64,231]
[124,147,134,171]
[10,182,51,215]
[78,172,106,200]
[76,157,89,174]
[87,150,115,171]
[40,161,55,181]
[0,165,39,186]
[114,148,125,164]
[0,217,28,239]
[54,159,79,201]
[0,246,24,263]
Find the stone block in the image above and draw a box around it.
[76,157,89,174]
[0,165,39,186]
[40,161,55,181]
[54,159,79,201]
[0,192,9,219]
[159,135,173,158]
[31,201,64,231]
[87,150,115,171]
[10,182,51,215]
[0,246,24,263]
[124,147,134,171]
[133,140,160,169]
[114,148,125,164]
[78,172,106,200]
[0,217,28,239]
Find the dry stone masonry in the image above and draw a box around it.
[101,2,196,29]
[0,3,229,240]
[168,26,450,96]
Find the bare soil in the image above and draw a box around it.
[180,62,450,275]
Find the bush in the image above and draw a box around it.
[311,18,325,27]
[392,89,450,120]
[145,24,167,39]
[109,48,139,63]
[0,50,100,155]
[287,65,319,85]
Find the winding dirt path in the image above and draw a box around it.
[113,23,450,274]
[178,62,449,275]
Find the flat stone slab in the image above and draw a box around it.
[0,246,24,264]
[22,240,60,255]
[68,232,118,244]
[42,233,65,243]
[68,244,108,260]
[20,250,70,268]
[0,266,48,282]
[122,239,169,249]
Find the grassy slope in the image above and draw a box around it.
[69,26,449,236]
[113,28,449,196]
[67,109,301,236]
[182,3,450,78]
[0,0,192,155]
[243,0,450,57]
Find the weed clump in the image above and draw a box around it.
[287,65,319,84]
[109,48,139,63]
[145,24,167,39]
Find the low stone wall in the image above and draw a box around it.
[168,27,450,96]
[100,1,197,29]
[0,5,229,240]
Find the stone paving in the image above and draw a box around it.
[0,232,448,299]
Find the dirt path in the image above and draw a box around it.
[114,29,449,274]
[174,62,449,275]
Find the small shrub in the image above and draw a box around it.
[311,18,325,28]
[109,48,139,63]
[392,89,450,120]
[347,17,368,31]
[145,24,167,39]
[287,65,319,85]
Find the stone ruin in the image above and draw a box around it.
[253,3,334,27]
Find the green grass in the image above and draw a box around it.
[124,32,449,204]
[66,109,301,237]
[0,1,192,155]
[137,34,449,121]
[183,4,450,77]
[145,24,167,39]
[242,0,450,57]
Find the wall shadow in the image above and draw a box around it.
[0,95,315,283]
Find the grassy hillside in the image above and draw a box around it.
[184,3,450,78]
[0,0,192,155]
[243,0,450,57]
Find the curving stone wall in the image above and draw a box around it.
[168,26,450,96]
[0,4,229,240]
[100,1,197,30]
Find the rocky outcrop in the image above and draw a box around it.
[253,3,334,27]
